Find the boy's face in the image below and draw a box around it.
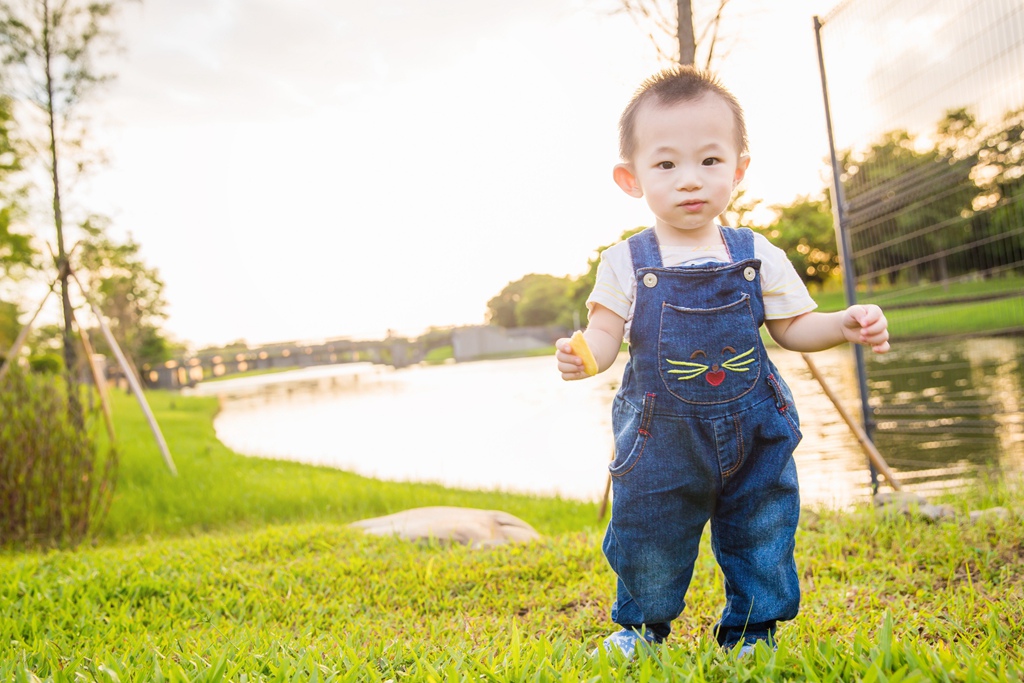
[614,94,749,245]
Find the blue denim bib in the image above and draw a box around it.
[619,226,779,417]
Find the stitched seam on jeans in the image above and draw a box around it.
[638,392,656,436]
[722,415,745,478]
[613,394,655,478]
[767,373,787,412]
[611,434,648,478]
[783,410,802,440]
[767,374,802,439]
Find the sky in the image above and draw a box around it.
[73,0,845,349]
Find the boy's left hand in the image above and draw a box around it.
[842,304,890,353]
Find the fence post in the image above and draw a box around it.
[813,15,879,493]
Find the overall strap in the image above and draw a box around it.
[720,226,755,262]
[627,228,663,270]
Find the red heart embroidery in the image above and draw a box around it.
[706,370,726,386]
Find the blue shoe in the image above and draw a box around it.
[735,639,777,658]
[597,629,657,660]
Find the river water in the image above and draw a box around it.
[189,339,1023,508]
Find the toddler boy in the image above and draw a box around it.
[556,66,889,658]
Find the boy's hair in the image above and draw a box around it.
[618,65,748,161]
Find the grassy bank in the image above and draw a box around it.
[98,391,597,541]
[810,276,1023,339]
[2,391,1023,680]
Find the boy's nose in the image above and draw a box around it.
[675,167,702,191]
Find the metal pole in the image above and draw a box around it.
[801,353,900,491]
[813,16,879,493]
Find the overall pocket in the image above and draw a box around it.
[657,294,763,406]
[610,393,656,477]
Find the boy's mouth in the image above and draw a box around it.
[679,200,706,212]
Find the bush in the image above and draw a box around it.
[28,352,63,374]
[0,368,117,548]
[424,345,454,364]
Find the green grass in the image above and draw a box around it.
[811,275,1024,312]
[887,297,1024,338]
[1,392,1023,680]
[423,345,454,364]
[809,276,1023,339]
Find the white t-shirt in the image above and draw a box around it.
[587,230,817,341]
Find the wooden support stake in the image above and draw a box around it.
[0,282,57,384]
[800,352,901,491]
[68,304,116,444]
[598,445,614,521]
[71,272,178,476]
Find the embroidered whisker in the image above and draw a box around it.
[725,347,756,363]
[721,349,753,370]
[666,359,709,369]
[669,368,708,380]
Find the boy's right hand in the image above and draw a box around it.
[554,307,628,381]
[555,338,590,381]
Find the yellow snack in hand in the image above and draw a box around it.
[570,330,599,377]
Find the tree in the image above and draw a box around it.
[971,107,1024,205]
[754,197,838,290]
[567,226,646,327]
[0,93,33,353]
[720,186,760,228]
[486,273,575,329]
[616,0,735,68]
[0,204,31,279]
[965,107,1024,275]
[0,300,19,352]
[840,113,983,288]
[486,278,528,328]
[515,275,574,328]
[75,222,172,374]
[0,94,30,275]
[0,0,129,398]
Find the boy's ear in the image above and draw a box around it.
[733,155,751,186]
[613,163,644,198]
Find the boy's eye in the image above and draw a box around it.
[657,161,675,170]
[702,157,721,166]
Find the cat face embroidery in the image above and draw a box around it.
[666,346,756,386]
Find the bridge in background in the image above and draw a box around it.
[129,324,567,390]
[137,336,423,390]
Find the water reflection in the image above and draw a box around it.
[193,357,626,503]
[189,338,1023,508]
[867,336,1024,496]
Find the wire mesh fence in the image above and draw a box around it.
[816,0,1024,491]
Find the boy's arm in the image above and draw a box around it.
[765,304,890,354]
[556,304,626,381]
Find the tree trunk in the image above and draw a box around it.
[42,0,82,425]
[677,0,696,65]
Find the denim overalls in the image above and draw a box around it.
[602,226,802,648]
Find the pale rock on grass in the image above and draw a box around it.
[351,506,542,548]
